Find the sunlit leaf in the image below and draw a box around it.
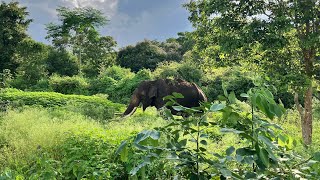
[209,103,226,112]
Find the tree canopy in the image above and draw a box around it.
[185,0,320,144]
[0,1,32,74]
[46,7,116,76]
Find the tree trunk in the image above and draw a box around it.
[302,85,313,145]
[300,45,314,145]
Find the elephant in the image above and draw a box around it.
[123,78,207,116]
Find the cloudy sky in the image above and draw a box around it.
[4,0,193,47]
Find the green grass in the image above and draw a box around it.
[0,107,102,169]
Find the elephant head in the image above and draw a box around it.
[123,81,158,116]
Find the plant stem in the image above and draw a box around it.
[197,118,200,179]
[251,98,255,171]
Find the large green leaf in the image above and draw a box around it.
[226,146,235,156]
[258,135,276,149]
[258,148,270,168]
[228,91,237,104]
[129,157,151,175]
[115,140,127,161]
[209,103,226,112]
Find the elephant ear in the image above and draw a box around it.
[148,86,157,98]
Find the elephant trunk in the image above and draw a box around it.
[123,94,140,117]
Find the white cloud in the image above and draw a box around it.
[60,0,119,18]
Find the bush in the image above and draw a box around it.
[46,49,79,76]
[153,61,180,79]
[201,67,254,101]
[88,65,134,95]
[29,78,52,92]
[88,76,117,95]
[116,40,167,72]
[100,65,134,81]
[177,62,203,84]
[117,87,320,179]
[153,61,203,84]
[0,90,123,120]
[107,69,153,104]
[49,74,89,95]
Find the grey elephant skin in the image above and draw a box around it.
[123,79,207,116]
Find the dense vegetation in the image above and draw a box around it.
[0,1,319,179]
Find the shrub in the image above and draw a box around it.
[153,61,180,79]
[116,40,167,72]
[117,87,320,179]
[49,74,89,95]
[107,69,153,104]
[46,49,79,76]
[100,65,134,81]
[0,90,123,120]
[153,61,203,84]
[201,67,254,101]
[88,76,117,95]
[29,78,52,92]
[177,62,203,84]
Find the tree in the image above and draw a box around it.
[0,1,32,74]
[117,40,167,72]
[176,31,196,55]
[46,7,116,76]
[81,35,117,77]
[13,39,49,89]
[46,48,79,76]
[185,0,320,144]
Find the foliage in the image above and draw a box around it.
[177,62,203,84]
[0,1,32,74]
[100,65,134,81]
[46,6,116,76]
[153,61,180,79]
[176,31,196,55]
[49,74,89,95]
[55,134,125,179]
[0,107,169,179]
[11,39,50,89]
[0,69,13,88]
[0,108,101,169]
[107,69,153,104]
[185,0,320,145]
[117,40,167,72]
[81,35,117,77]
[0,89,123,119]
[201,67,254,102]
[117,87,320,179]
[153,61,203,84]
[46,48,79,76]
[159,41,183,62]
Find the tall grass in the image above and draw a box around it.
[0,107,102,169]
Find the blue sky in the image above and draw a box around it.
[5,0,193,47]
